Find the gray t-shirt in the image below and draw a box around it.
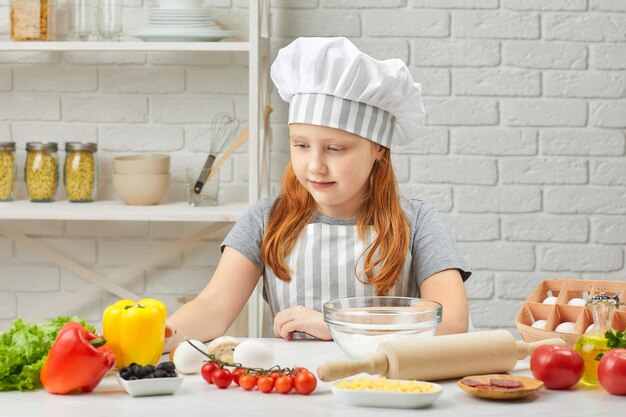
[222,196,471,311]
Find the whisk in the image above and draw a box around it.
[194,112,240,194]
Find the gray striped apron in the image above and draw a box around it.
[262,222,414,333]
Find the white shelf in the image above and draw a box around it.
[0,0,270,337]
[0,41,250,52]
[0,200,249,222]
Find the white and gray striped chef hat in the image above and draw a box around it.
[271,37,425,149]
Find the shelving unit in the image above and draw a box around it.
[0,1,272,336]
[0,41,253,52]
[0,201,249,222]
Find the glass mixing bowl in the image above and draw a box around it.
[323,296,442,359]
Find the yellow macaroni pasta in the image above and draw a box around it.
[0,150,15,200]
[334,378,437,393]
[65,150,96,202]
[26,150,57,201]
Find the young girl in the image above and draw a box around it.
[165,37,470,348]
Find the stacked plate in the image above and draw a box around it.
[131,7,237,42]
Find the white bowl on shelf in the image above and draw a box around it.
[157,0,203,9]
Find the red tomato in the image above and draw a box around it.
[290,367,306,376]
[212,368,233,389]
[530,345,584,389]
[275,375,293,394]
[269,371,283,381]
[598,348,626,395]
[257,376,275,393]
[239,374,257,391]
[231,368,247,386]
[201,361,220,384]
[293,370,317,395]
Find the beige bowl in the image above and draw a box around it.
[112,154,170,175]
[112,173,170,206]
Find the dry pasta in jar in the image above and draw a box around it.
[10,0,55,41]
[64,142,98,202]
[25,142,58,202]
[0,142,17,201]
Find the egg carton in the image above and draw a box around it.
[515,279,626,347]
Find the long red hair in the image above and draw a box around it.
[261,148,409,295]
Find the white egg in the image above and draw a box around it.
[554,321,576,334]
[233,340,275,369]
[172,339,208,374]
[567,298,587,307]
[586,323,594,333]
[531,319,547,329]
[542,296,558,305]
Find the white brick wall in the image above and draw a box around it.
[0,1,624,335]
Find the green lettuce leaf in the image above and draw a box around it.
[0,316,94,391]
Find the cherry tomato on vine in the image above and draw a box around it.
[293,370,317,395]
[269,371,283,380]
[257,375,275,393]
[275,375,293,394]
[290,367,306,376]
[212,368,233,389]
[201,361,220,384]
[232,368,247,386]
[239,374,257,391]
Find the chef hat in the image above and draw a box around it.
[271,37,424,149]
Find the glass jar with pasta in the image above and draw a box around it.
[0,142,17,202]
[10,0,55,41]
[25,142,58,202]
[64,142,98,202]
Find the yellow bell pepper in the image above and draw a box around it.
[102,298,166,368]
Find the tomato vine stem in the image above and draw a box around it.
[184,339,301,375]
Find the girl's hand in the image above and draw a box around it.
[163,325,184,353]
[273,306,332,341]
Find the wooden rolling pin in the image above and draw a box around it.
[317,330,565,382]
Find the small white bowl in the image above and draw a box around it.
[117,374,183,397]
[331,379,442,409]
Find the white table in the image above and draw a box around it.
[0,339,622,417]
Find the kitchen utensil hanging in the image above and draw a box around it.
[194,113,240,194]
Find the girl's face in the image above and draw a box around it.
[289,123,384,219]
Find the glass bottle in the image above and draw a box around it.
[64,142,98,202]
[0,142,17,201]
[10,0,56,41]
[573,292,618,386]
[25,142,59,202]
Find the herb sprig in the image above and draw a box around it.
[595,330,626,361]
[605,330,626,349]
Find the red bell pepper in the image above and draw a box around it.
[40,321,116,395]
